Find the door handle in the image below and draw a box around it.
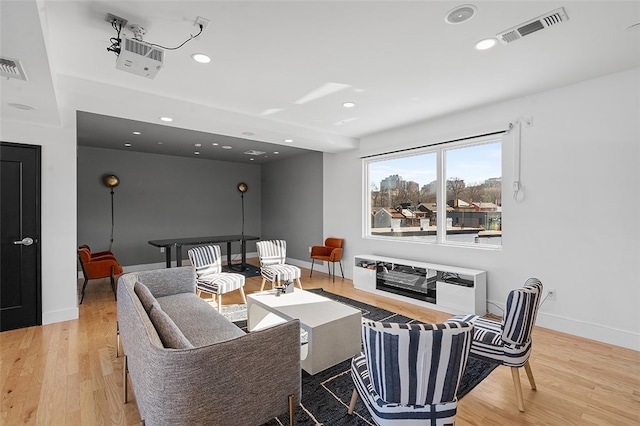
[13,237,34,246]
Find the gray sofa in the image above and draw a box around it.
[117,267,301,426]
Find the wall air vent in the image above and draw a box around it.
[497,7,569,44]
[0,57,28,80]
[115,35,164,79]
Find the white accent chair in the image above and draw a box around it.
[256,240,303,291]
[187,245,246,311]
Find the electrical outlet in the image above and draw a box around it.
[548,289,556,300]
[194,16,210,31]
[160,247,165,253]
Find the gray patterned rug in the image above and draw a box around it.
[226,288,498,426]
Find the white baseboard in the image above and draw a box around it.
[43,307,79,325]
[486,300,639,351]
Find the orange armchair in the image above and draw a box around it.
[310,238,344,282]
[77,247,123,304]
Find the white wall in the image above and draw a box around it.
[323,68,640,350]
[1,112,79,325]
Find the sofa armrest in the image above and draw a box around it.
[128,320,302,426]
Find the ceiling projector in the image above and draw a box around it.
[115,35,164,79]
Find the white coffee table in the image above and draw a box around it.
[247,288,362,375]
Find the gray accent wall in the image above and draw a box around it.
[261,152,323,262]
[77,146,261,266]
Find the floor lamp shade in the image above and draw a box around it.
[103,174,120,188]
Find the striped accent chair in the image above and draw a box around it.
[187,245,246,312]
[348,320,474,426]
[256,240,302,291]
[449,278,543,412]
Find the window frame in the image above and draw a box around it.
[363,134,503,249]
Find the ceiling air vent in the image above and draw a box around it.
[244,150,266,156]
[0,57,28,81]
[497,7,569,44]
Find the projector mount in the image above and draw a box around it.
[105,13,206,56]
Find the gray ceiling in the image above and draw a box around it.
[77,111,315,163]
[2,1,639,163]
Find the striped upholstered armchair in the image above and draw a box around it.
[450,278,543,412]
[256,240,303,291]
[348,320,474,425]
[187,245,246,312]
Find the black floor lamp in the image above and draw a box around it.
[103,174,120,251]
[237,182,248,238]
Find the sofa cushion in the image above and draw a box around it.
[157,293,245,347]
[134,281,157,313]
[148,302,194,349]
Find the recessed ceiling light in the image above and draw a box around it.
[475,38,497,50]
[192,53,211,63]
[157,141,163,145]
[8,103,34,110]
[194,151,200,155]
[221,146,232,149]
[274,152,279,155]
[284,139,293,143]
[250,158,255,161]
[212,143,219,146]
[124,143,132,147]
[159,116,173,122]
[132,131,141,135]
[445,4,477,24]
[194,143,202,147]
[342,102,356,108]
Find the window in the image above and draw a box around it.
[365,136,502,247]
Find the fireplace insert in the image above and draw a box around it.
[375,262,436,303]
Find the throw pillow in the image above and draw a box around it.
[134,281,156,313]
[148,304,194,349]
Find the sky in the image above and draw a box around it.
[369,141,501,190]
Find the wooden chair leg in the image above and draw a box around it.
[239,287,247,304]
[348,388,358,414]
[511,367,525,412]
[260,278,267,291]
[295,278,303,289]
[524,361,537,390]
[115,322,120,358]
[123,355,128,403]
[217,294,223,312]
[288,394,295,426]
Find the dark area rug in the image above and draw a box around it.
[222,263,261,277]
[232,288,498,426]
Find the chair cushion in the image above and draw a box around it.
[148,302,194,349]
[134,281,157,313]
[261,264,301,282]
[196,272,245,295]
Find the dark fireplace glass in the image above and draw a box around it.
[375,262,436,303]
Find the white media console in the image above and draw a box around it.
[353,255,487,315]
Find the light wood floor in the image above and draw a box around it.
[1,264,639,425]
